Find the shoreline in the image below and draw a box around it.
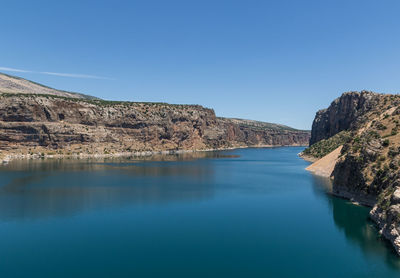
[330,190,376,207]
[1,144,308,164]
[298,152,318,162]
[299,151,376,207]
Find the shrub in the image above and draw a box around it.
[388,147,398,157]
[376,123,387,130]
[383,139,390,147]
[302,131,351,158]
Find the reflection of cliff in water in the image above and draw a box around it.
[311,175,400,270]
[0,153,223,220]
[0,151,237,173]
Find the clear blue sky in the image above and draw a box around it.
[1,0,399,129]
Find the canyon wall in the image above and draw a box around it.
[0,93,310,158]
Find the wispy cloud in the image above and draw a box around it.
[0,67,31,73]
[40,71,115,80]
[0,66,114,80]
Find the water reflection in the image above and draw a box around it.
[310,175,400,270]
[0,152,227,220]
[0,151,238,173]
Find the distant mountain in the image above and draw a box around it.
[0,72,98,100]
[219,117,302,132]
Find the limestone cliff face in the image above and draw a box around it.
[310,91,380,145]
[0,93,310,158]
[306,91,400,255]
[217,118,310,147]
[0,94,215,151]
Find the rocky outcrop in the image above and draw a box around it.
[370,194,400,255]
[305,90,400,255]
[310,91,380,145]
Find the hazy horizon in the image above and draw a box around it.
[1,0,400,129]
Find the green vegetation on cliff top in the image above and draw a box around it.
[302,131,351,158]
[0,92,203,108]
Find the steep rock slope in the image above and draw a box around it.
[304,91,400,255]
[310,91,380,144]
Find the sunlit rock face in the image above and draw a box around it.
[310,91,379,145]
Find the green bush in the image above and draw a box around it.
[383,139,390,147]
[302,131,351,158]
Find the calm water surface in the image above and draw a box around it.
[0,147,399,277]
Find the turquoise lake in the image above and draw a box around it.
[0,147,399,277]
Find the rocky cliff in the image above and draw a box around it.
[304,90,400,255]
[310,91,380,145]
[0,73,310,161]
